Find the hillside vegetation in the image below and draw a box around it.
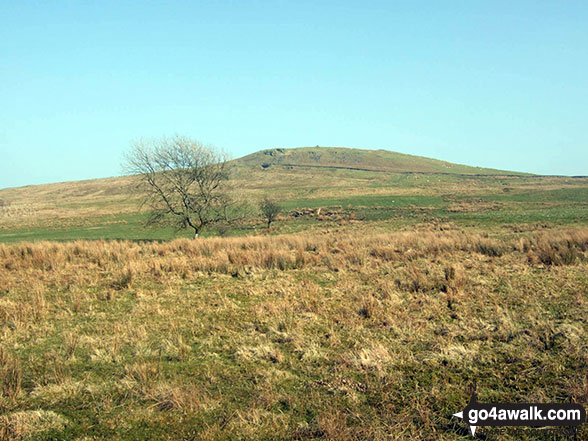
[1,147,587,439]
[1,227,587,440]
[1,147,587,243]
[237,147,525,175]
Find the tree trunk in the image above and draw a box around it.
[193,228,199,239]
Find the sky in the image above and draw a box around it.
[1,1,587,188]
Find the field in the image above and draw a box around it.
[1,228,588,440]
[1,148,587,440]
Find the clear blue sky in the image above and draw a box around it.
[1,1,587,188]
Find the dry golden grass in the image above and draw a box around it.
[0,227,587,439]
[2,227,586,278]
[0,410,69,441]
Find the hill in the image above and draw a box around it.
[236,146,524,175]
[1,146,587,243]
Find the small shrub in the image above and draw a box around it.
[216,223,230,237]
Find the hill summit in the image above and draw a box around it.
[237,146,522,175]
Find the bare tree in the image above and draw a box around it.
[259,197,281,229]
[124,136,237,238]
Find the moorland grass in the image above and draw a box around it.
[1,226,587,440]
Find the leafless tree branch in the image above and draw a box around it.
[123,135,237,238]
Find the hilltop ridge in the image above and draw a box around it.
[236,146,526,176]
[0,147,526,195]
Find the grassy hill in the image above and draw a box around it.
[236,146,525,175]
[0,146,587,243]
[1,149,588,440]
